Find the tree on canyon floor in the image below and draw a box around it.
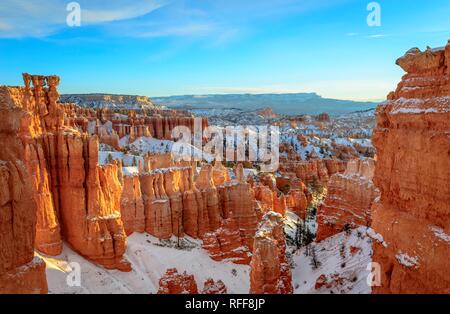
[106,153,113,164]
[294,218,315,251]
[309,246,321,270]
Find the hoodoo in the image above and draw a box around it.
[249,212,293,294]
[0,84,48,293]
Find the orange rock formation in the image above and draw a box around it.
[202,218,252,264]
[249,212,292,294]
[316,158,379,242]
[157,268,199,294]
[1,74,131,271]
[279,159,344,184]
[0,84,48,293]
[65,105,208,143]
[371,43,450,293]
[120,173,145,235]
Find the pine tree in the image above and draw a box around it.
[295,219,303,249]
[310,247,321,269]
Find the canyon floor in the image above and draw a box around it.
[39,226,373,294]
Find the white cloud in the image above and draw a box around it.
[82,1,166,24]
[0,0,166,38]
[368,34,390,38]
[0,0,351,39]
[136,23,215,38]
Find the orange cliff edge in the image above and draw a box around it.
[371,43,450,293]
[0,76,49,293]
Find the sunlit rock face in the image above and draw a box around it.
[254,171,310,220]
[316,158,379,242]
[250,212,293,294]
[217,164,258,250]
[137,161,259,255]
[371,43,450,294]
[0,74,131,272]
[140,166,201,239]
[202,218,252,265]
[120,174,145,235]
[0,85,48,293]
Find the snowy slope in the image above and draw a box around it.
[292,226,373,294]
[38,233,250,294]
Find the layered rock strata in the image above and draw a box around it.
[316,158,379,242]
[371,44,450,293]
[0,85,48,293]
[249,212,292,294]
[1,74,131,271]
[202,218,252,264]
[63,104,208,142]
[119,173,145,235]
[279,159,345,184]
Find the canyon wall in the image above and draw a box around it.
[135,162,258,263]
[64,104,208,143]
[0,85,48,293]
[1,74,131,271]
[371,43,450,293]
[3,74,213,274]
[279,158,346,184]
[316,158,379,242]
[120,173,145,235]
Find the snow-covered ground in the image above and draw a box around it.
[292,226,373,294]
[100,136,214,167]
[38,234,250,294]
[38,227,373,294]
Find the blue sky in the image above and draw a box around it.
[1,0,450,101]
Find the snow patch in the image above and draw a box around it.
[430,226,450,244]
[366,228,388,248]
[395,251,420,268]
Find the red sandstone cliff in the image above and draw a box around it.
[64,104,208,143]
[249,212,292,294]
[120,172,145,235]
[279,159,345,184]
[202,218,252,264]
[216,164,258,250]
[0,85,48,293]
[371,43,450,293]
[316,158,379,242]
[254,172,309,219]
[1,74,131,271]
